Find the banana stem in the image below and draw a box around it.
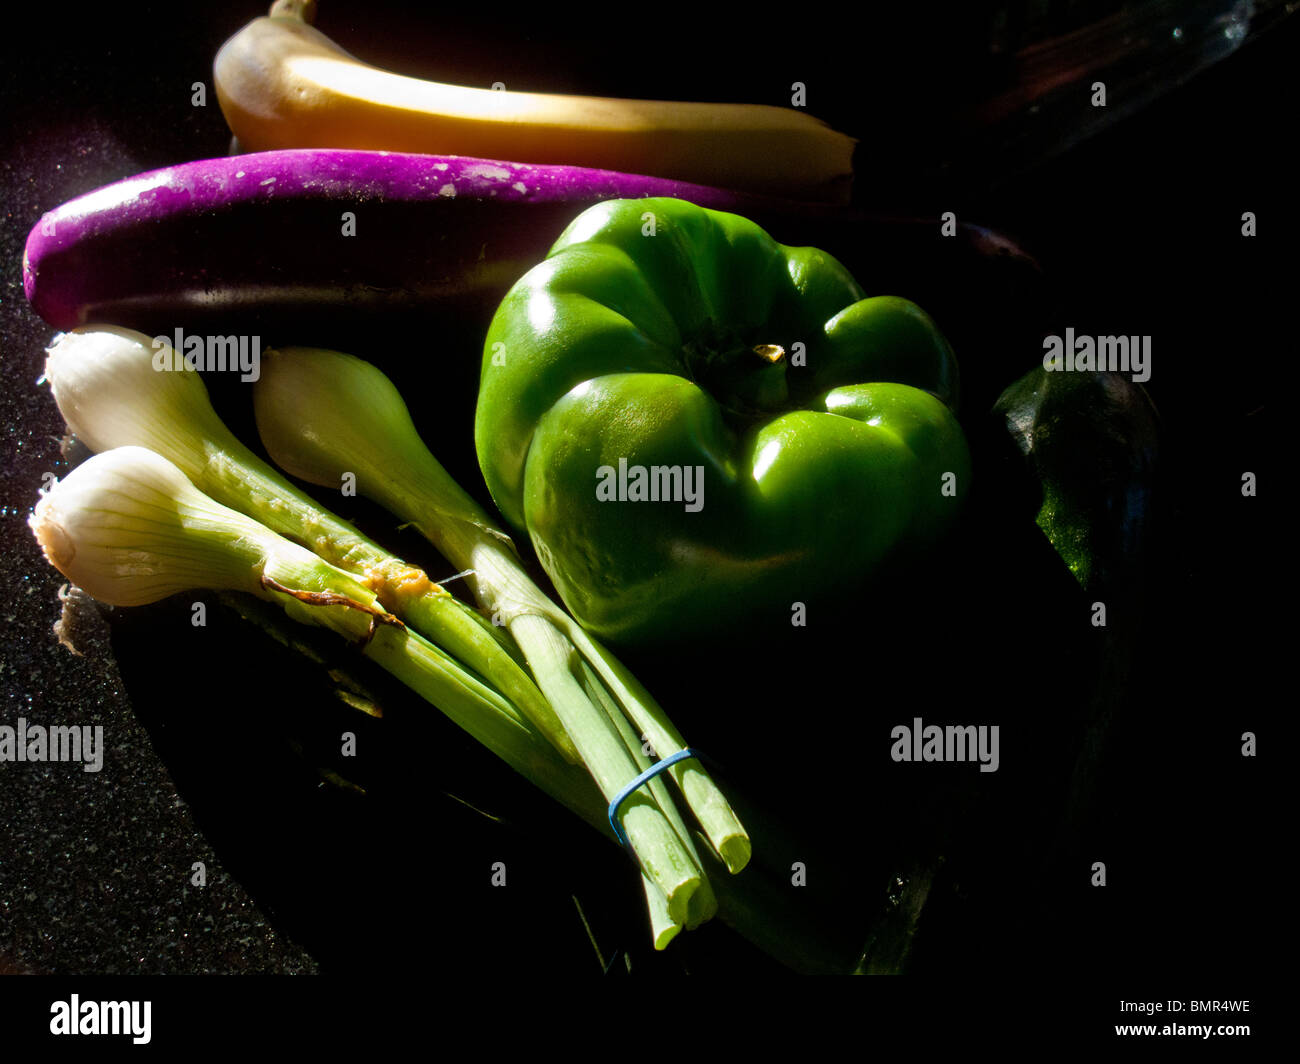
[269,0,316,22]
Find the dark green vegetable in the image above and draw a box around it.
[994,365,1160,595]
[477,197,972,645]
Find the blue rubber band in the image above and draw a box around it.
[607,747,702,849]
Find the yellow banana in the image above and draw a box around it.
[214,1,856,203]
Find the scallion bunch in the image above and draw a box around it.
[28,446,600,819]
[37,327,750,945]
[253,345,750,928]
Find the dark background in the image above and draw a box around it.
[0,0,1282,1014]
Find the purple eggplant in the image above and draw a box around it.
[22,148,1048,409]
[23,148,818,343]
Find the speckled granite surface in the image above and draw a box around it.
[0,10,319,975]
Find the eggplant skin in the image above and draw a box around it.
[22,148,1047,380]
[22,149,803,340]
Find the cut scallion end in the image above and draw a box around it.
[642,875,683,951]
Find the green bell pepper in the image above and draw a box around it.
[476,197,972,645]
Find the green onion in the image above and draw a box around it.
[28,446,602,822]
[42,327,576,764]
[32,444,686,944]
[41,328,711,938]
[251,346,751,919]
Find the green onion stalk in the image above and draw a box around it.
[252,346,750,928]
[42,328,575,764]
[27,446,601,822]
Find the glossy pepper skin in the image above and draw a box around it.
[476,198,971,645]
